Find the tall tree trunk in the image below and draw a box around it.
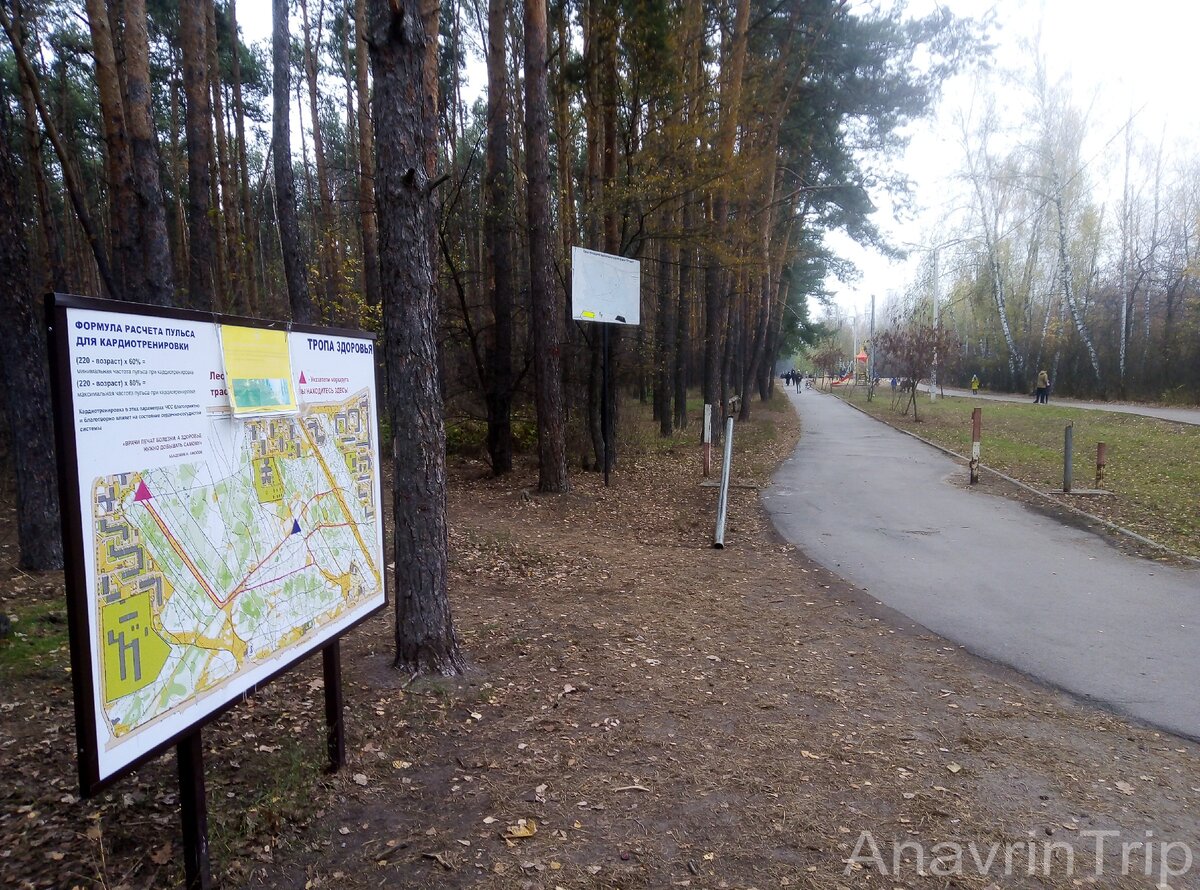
[273,0,316,323]
[524,0,570,492]
[85,0,143,301]
[207,0,240,311]
[228,0,258,313]
[484,0,514,475]
[0,107,62,571]
[123,0,175,304]
[15,40,64,293]
[300,0,339,315]
[179,0,216,310]
[355,0,380,309]
[367,0,464,675]
[655,200,676,436]
[703,0,749,430]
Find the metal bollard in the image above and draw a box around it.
[1063,422,1074,493]
[1095,442,1107,488]
[969,407,982,484]
[713,416,735,549]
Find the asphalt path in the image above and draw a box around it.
[918,383,1200,426]
[764,388,1200,739]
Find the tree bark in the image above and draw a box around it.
[654,201,676,436]
[523,0,570,492]
[300,0,339,315]
[484,0,514,475]
[368,0,464,675]
[228,0,258,313]
[354,0,380,309]
[179,0,216,310]
[0,110,62,571]
[207,0,239,312]
[122,0,175,305]
[85,0,143,302]
[273,0,316,323]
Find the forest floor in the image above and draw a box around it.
[833,384,1200,560]
[3,393,1200,889]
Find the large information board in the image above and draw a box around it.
[47,295,386,794]
[570,246,641,325]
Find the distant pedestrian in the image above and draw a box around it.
[1035,369,1050,404]
[970,373,980,395]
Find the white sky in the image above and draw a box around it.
[826,0,1200,324]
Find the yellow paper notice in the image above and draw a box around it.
[220,325,297,416]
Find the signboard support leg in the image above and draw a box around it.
[177,729,212,890]
[323,640,346,772]
[601,323,613,487]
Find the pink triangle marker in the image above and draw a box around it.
[299,371,307,384]
[133,481,152,502]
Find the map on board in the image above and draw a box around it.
[90,390,379,740]
[571,246,641,326]
[56,301,384,788]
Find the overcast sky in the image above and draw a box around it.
[826,0,1200,323]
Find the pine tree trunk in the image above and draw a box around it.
[179,0,216,310]
[15,55,64,292]
[355,0,380,310]
[85,0,143,302]
[367,0,464,675]
[273,0,316,323]
[524,0,570,493]
[228,0,259,313]
[123,0,175,305]
[655,203,676,436]
[484,0,514,475]
[300,0,339,316]
[0,118,62,571]
[207,0,240,312]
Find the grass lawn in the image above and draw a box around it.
[834,384,1200,558]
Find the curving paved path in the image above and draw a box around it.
[920,383,1200,426]
[764,389,1200,739]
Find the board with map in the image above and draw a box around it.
[48,295,385,793]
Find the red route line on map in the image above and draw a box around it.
[234,522,353,594]
[140,489,337,607]
[142,501,230,608]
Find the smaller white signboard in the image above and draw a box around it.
[571,246,641,326]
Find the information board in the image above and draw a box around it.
[571,246,641,325]
[48,295,386,793]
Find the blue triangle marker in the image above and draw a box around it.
[291,519,301,535]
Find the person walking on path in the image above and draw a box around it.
[971,374,980,395]
[1035,369,1050,404]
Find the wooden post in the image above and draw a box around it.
[969,406,981,485]
[1063,422,1074,493]
[702,404,712,477]
[1095,441,1107,489]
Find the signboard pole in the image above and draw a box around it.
[177,729,212,890]
[601,324,613,487]
[323,641,346,771]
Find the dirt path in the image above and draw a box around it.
[3,397,1200,888]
